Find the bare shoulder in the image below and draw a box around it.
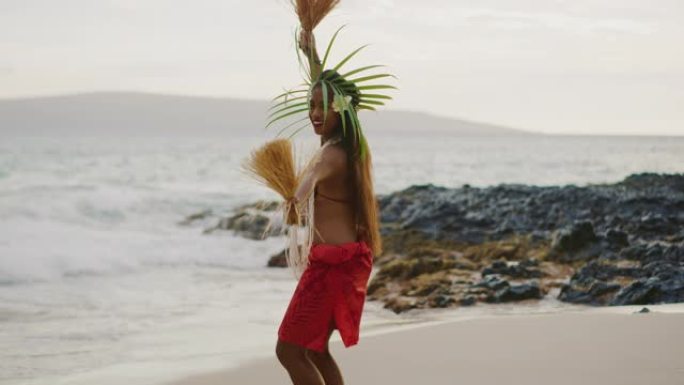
[320,143,347,169]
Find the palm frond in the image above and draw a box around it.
[341,64,387,79]
[267,102,309,120]
[320,80,329,125]
[358,99,385,106]
[358,129,368,161]
[268,95,308,112]
[329,83,347,136]
[270,115,310,135]
[356,84,398,91]
[321,24,346,71]
[285,120,312,139]
[266,107,310,129]
[331,44,370,73]
[357,104,377,111]
[348,73,397,84]
[358,93,393,100]
[271,88,309,102]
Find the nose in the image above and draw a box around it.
[310,108,323,121]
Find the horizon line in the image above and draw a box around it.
[1,89,682,137]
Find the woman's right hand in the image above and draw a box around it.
[298,29,314,54]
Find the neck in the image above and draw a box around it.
[321,133,342,146]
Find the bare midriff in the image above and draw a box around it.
[313,183,358,245]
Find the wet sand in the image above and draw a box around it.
[166,307,684,385]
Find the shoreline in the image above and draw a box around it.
[164,302,684,385]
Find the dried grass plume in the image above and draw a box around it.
[241,138,331,279]
[240,138,302,225]
[289,0,341,31]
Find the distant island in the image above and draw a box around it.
[0,91,538,138]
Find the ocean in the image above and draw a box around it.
[1,134,682,384]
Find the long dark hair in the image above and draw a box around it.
[312,69,383,256]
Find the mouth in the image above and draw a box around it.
[312,120,323,128]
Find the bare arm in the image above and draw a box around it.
[299,29,322,81]
[289,145,344,208]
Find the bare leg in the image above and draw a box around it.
[276,339,325,385]
[306,319,344,385]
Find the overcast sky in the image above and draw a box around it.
[1,0,682,135]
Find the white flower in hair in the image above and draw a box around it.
[332,94,352,113]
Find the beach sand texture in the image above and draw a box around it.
[167,308,684,385]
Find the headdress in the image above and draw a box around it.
[265,1,398,163]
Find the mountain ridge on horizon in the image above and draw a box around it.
[0,91,539,137]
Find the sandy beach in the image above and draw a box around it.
[166,305,684,385]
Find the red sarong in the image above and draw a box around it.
[277,241,374,353]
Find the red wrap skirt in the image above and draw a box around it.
[277,241,373,353]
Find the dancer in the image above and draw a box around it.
[273,25,394,384]
[255,2,397,384]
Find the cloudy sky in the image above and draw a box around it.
[1,0,682,135]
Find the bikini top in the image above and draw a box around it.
[314,186,352,204]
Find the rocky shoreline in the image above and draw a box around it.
[183,172,684,313]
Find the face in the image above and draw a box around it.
[309,84,341,137]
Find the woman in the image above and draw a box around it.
[275,29,383,385]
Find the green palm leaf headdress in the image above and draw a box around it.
[265,5,398,163]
